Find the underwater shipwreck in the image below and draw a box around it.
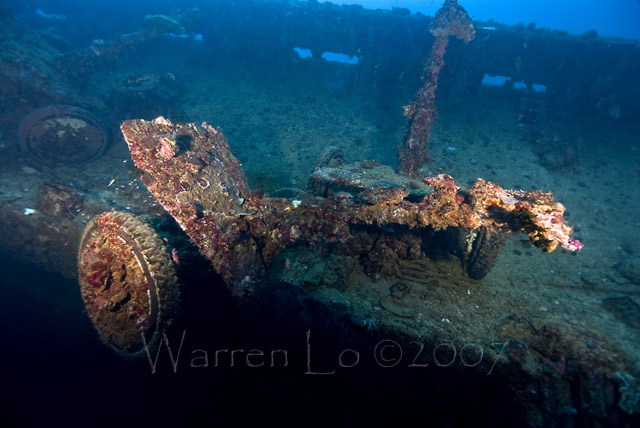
[1,0,639,426]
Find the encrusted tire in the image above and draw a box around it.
[18,105,108,166]
[465,227,507,280]
[78,211,179,359]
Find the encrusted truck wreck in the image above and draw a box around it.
[122,117,581,289]
[1,0,638,423]
[77,115,583,358]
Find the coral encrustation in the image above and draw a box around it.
[121,117,582,291]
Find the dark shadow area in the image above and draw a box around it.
[0,251,528,427]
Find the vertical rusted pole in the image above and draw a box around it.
[398,0,475,176]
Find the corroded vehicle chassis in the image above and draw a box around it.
[118,117,581,294]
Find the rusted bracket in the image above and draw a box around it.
[398,0,475,176]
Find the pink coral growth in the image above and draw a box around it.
[527,202,582,252]
[157,139,175,158]
[567,238,584,253]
